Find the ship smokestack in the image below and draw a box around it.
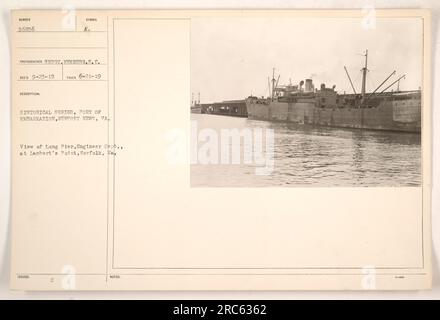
[305,79,313,92]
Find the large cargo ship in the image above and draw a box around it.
[245,50,421,133]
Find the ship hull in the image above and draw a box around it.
[245,98,421,133]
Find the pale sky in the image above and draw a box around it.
[191,17,423,103]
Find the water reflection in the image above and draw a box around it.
[190,114,421,187]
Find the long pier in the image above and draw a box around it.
[198,100,248,117]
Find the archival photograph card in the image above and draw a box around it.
[10,9,432,290]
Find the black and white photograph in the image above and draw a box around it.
[190,16,423,187]
[3,6,435,296]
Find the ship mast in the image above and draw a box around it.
[271,68,276,101]
[397,76,405,91]
[378,74,406,94]
[361,50,368,103]
[275,75,280,98]
[364,70,396,102]
[267,77,271,99]
[344,66,357,95]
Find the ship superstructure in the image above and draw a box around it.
[190,92,202,114]
[245,50,421,132]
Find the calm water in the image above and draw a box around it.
[190,113,421,187]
